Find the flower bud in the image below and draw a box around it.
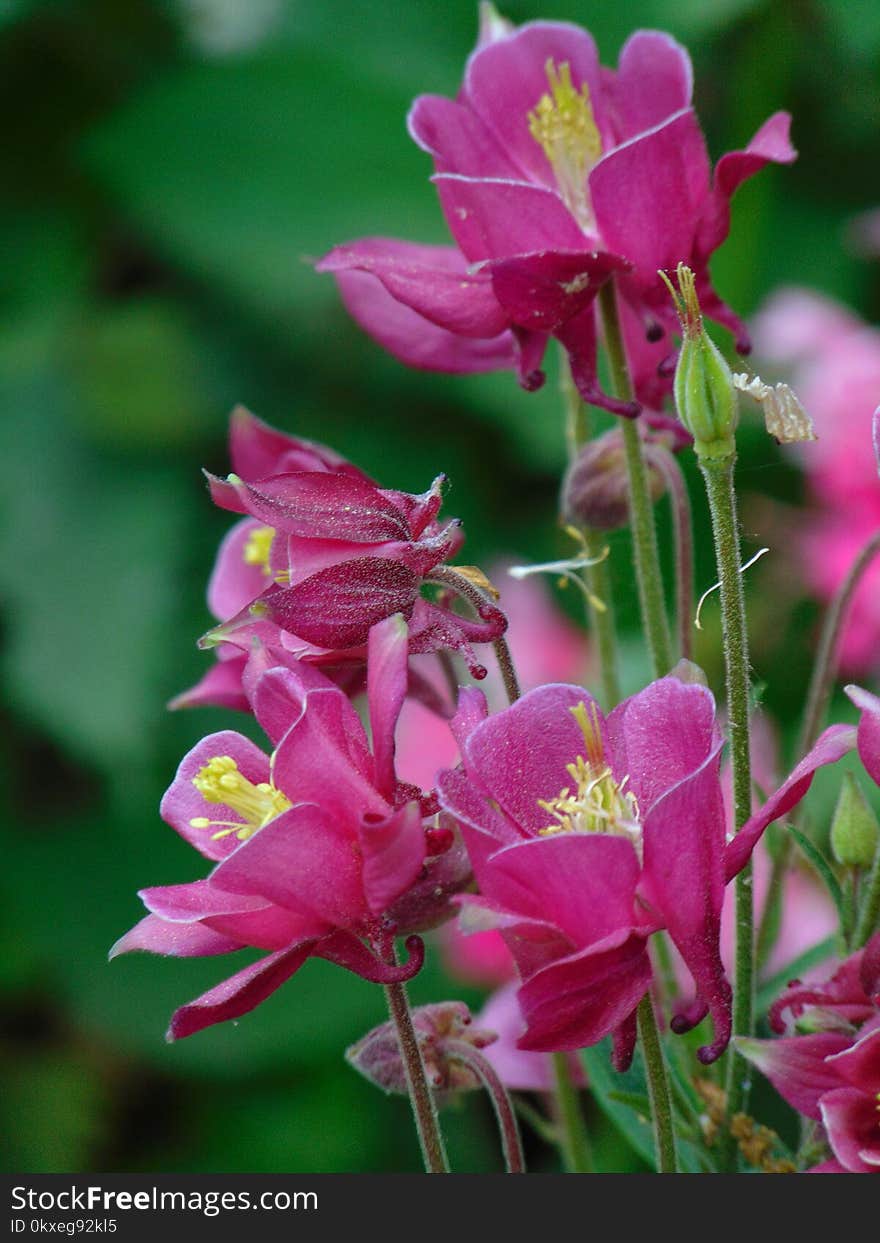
[663,264,739,462]
[562,429,663,531]
[830,772,880,869]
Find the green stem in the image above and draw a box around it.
[551,1053,593,1173]
[854,837,880,949]
[636,995,678,1173]
[598,281,673,678]
[650,445,695,663]
[699,456,754,1160]
[383,975,450,1173]
[446,1040,526,1174]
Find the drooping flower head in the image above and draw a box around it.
[112,616,468,1040]
[174,406,508,711]
[320,17,795,415]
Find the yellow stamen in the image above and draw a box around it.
[528,60,601,230]
[659,262,701,337]
[242,524,276,576]
[190,755,291,841]
[537,700,640,847]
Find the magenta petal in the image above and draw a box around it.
[407,94,517,177]
[168,655,249,713]
[821,1087,880,1173]
[511,326,549,390]
[207,518,274,621]
[463,683,606,835]
[315,931,425,984]
[846,684,880,786]
[166,943,314,1040]
[368,613,409,800]
[516,933,652,1052]
[210,471,410,543]
[160,730,272,862]
[487,249,628,331]
[318,239,509,337]
[724,723,857,882]
[359,801,425,915]
[483,834,643,948]
[228,405,364,481]
[249,661,333,747]
[638,743,730,1062]
[209,804,366,929]
[591,109,711,280]
[138,879,325,951]
[464,21,605,184]
[609,676,718,814]
[737,1034,852,1120]
[433,175,586,262]
[611,31,693,140]
[826,1026,880,1096]
[262,559,420,650]
[449,686,489,754]
[332,269,518,375]
[556,305,640,416]
[715,112,796,199]
[139,879,269,923]
[110,914,241,959]
[436,767,524,883]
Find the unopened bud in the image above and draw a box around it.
[830,772,880,868]
[662,264,738,462]
[562,429,663,530]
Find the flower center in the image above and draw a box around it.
[242,524,276,576]
[537,700,641,849]
[527,59,601,231]
[189,755,292,841]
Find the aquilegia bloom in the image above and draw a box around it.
[319,18,794,414]
[740,932,880,1173]
[438,676,856,1068]
[113,616,466,1039]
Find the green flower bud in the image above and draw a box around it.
[830,771,880,869]
[662,263,739,463]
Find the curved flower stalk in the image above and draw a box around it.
[438,677,857,1069]
[112,615,468,1040]
[739,932,880,1173]
[174,407,508,712]
[319,19,794,414]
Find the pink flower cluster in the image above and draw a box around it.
[753,289,880,674]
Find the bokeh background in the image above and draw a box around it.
[2,0,879,1173]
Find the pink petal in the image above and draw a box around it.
[249,661,335,747]
[487,249,628,331]
[556,305,640,416]
[433,174,586,262]
[477,981,584,1092]
[317,239,509,337]
[368,613,409,800]
[166,942,315,1040]
[332,269,518,374]
[737,1033,852,1121]
[359,801,426,915]
[315,931,425,984]
[724,723,857,882]
[228,405,365,481]
[609,31,693,141]
[515,933,653,1052]
[846,684,880,786]
[160,730,273,862]
[463,21,606,186]
[826,1026,880,1096]
[168,654,249,712]
[207,517,275,620]
[821,1087,880,1174]
[109,914,241,959]
[590,109,711,282]
[209,803,366,929]
[408,94,518,177]
[138,879,327,951]
[436,767,524,882]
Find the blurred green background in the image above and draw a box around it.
[2,0,878,1173]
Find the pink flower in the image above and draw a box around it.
[740,934,880,1173]
[175,407,507,712]
[319,20,794,414]
[438,678,855,1068]
[112,616,468,1040]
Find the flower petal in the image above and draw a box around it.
[408,94,518,177]
[487,249,628,331]
[228,405,364,481]
[846,684,880,786]
[737,1033,851,1121]
[368,613,409,801]
[610,30,693,141]
[109,914,241,959]
[433,174,586,262]
[820,1087,880,1174]
[359,801,426,915]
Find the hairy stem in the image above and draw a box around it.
[551,1053,593,1173]
[598,281,673,677]
[637,995,678,1174]
[445,1040,526,1174]
[650,445,695,662]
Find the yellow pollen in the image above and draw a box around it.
[537,700,640,846]
[190,755,291,841]
[242,525,276,576]
[527,60,601,230]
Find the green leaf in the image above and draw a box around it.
[787,826,845,923]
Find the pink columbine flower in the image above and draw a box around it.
[437,677,855,1068]
[739,933,880,1173]
[176,407,507,711]
[319,19,794,414]
[112,616,468,1040]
